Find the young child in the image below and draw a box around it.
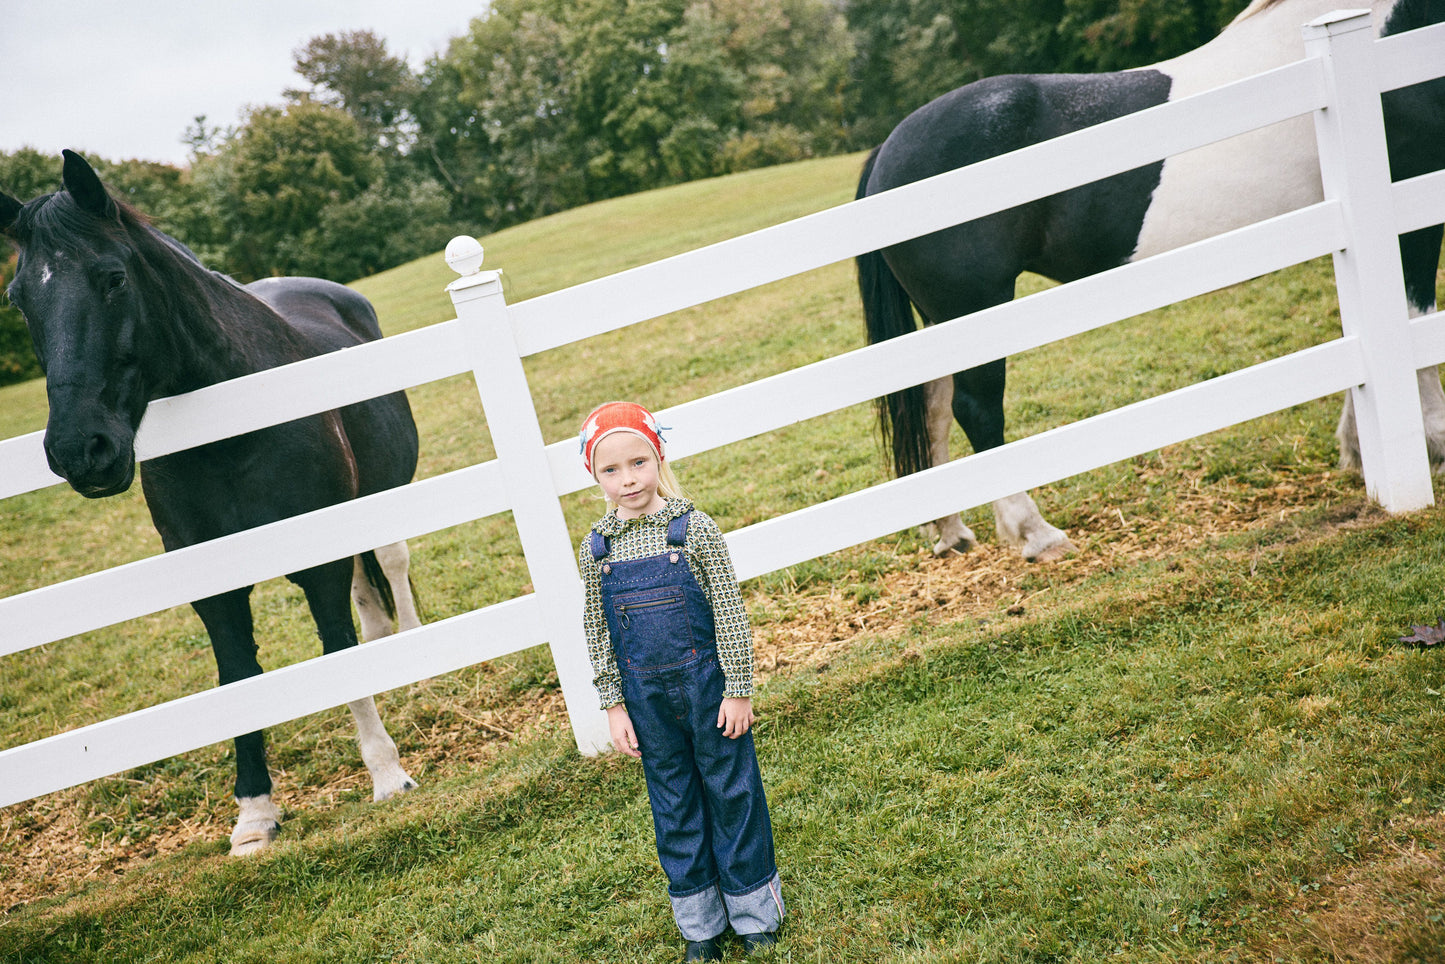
[576,401,784,962]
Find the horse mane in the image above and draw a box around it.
[21,188,312,393]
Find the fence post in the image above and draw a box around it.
[445,238,611,754]
[1304,10,1435,512]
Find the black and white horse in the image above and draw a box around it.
[0,151,423,855]
[858,0,1445,559]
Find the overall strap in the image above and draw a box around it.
[588,530,609,561]
[666,511,692,547]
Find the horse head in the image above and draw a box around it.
[1,151,155,497]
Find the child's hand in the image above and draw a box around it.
[717,697,754,739]
[607,703,641,757]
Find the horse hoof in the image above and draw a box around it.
[229,830,277,856]
[373,771,418,802]
[932,536,976,557]
[1026,538,1077,564]
[229,821,279,856]
[229,794,281,855]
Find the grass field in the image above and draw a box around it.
[2,150,1444,962]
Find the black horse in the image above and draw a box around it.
[858,0,1445,559]
[0,151,423,855]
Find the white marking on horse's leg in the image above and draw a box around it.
[992,491,1076,563]
[349,696,417,801]
[931,515,978,557]
[229,794,281,856]
[351,555,395,642]
[348,548,420,799]
[1339,296,1441,473]
[1336,390,1363,474]
[373,541,422,632]
[1416,365,1445,473]
[923,375,977,555]
[1337,364,1443,475]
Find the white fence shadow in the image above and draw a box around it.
[1,11,1442,808]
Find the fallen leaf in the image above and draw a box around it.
[1398,618,1445,646]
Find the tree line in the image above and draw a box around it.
[1,0,1249,386]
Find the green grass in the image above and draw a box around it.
[4,507,1445,962]
[2,150,1444,961]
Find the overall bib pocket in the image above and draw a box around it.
[612,585,699,670]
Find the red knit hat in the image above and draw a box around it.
[579,401,667,477]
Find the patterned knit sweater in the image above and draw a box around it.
[577,497,754,710]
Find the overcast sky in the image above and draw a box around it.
[1,0,487,169]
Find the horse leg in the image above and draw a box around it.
[1402,228,1445,473]
[191,587,280,856]
[351,554,396,642]
[992,492,1077,562]
[951,361,1076,562]
[1420,366,1445,473]
[375,541,422,632]
[1342,365,1445,472]
[297,558,417,803]
[920,376,979,555]
[1336,389,1362,473]
[351,542,421,639]
[1340,226,1445,474]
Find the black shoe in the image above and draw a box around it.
[683,937,724,962]
[739,931,778,955]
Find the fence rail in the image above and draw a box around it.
[1,10,1442,810]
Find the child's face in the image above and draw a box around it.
[593,432,666,519]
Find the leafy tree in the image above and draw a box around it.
[410,48,490,224]
[1060,0,1251,71]
[418,0,853,228]
[314,174,459,282]
[566,0,687,194]
[694,0,855,164]
[289,30,421,154]
[182,114,233,159]
[0,148,60,202]
[160,149,241,272]
[476,7,588,217]
[0,249,39,386]
[0,148,58,384]
[842,0,1254,144]
[221,100,383,279]
[843,0,1073,143]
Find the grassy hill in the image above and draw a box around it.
[2,151,1444,961]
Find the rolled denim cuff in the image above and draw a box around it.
[669,881,728,942]
[723,870,784,935]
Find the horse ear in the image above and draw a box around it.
[61,149,114,218]
[0,191,20,236]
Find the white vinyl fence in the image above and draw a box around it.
[1,10,1442,808]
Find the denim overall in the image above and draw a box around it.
[590,512,783,940]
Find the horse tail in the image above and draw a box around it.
[856,148,932,478]
[359,550,397,621]
[359,547,424,627]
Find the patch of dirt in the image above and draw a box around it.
[0,471,1410,917]
[750,476,1389,675]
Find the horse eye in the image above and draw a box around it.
[106,271,127,293]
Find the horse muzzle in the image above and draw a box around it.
[45,428,138,498]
